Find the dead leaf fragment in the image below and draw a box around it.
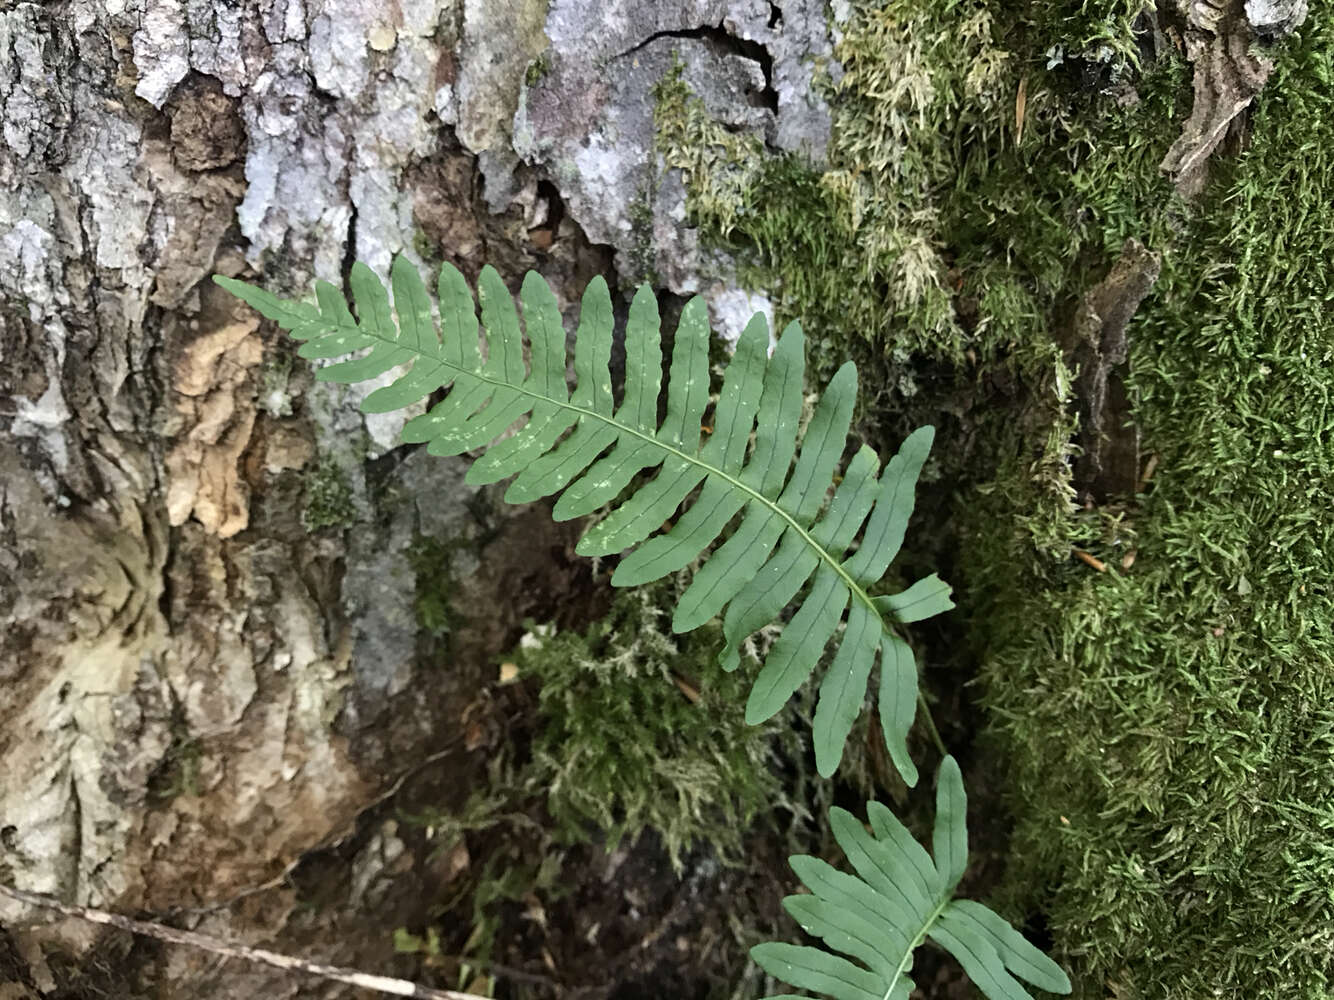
[672,673,700,704]
[1015,77,1027,144]
[1074,549,1107,573]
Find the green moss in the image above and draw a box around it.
[147,723,202,804]
[653,1,1183,390]
[408,535,458,637]
[657,3,1004,369]
[653,61,768,241]
[302,455,357,532]
[966,22,1334,999]
[524,50,551,87]
[412,226,443,266]
[394,577,872,981]
[656,0,1333,995]
[624,184,661,287]
[511,583,793,871]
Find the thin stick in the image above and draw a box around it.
[175,745,458,917]
[0,884,487,1000]
[1073,549,1107,573]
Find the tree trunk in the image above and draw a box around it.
[12,1,1318,997]
[1,1,826,996]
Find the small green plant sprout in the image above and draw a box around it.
[753,756,1072,1000]
[214,259,953,781]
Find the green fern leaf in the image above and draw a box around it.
[753,757,1072,1000]
[214,259,954,780]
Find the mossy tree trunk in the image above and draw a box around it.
[6,1,1329,999]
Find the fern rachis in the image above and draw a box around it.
[215,257,954,781]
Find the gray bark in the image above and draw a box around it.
[0,1,834,995]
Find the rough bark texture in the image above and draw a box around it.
[0,1,833,996]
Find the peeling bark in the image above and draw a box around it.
[2,0,834,994]
[1161,0,1309,194]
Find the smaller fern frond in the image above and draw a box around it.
[214,259,954,782]
[752,757,1072,1000]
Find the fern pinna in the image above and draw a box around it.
[215,258,953,780]
[754,757,1072,1000]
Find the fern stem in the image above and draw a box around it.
[884,893,952,1000]
[916,691,946,757]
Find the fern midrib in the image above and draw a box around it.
[353,322,888,630]
[884,893,952,1000]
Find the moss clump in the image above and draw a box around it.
[653,0,1180,393]
[969,22,1334,999]
[511,583,792,871]
[656,0,1333,995]
[524,50,552,87]
[656,2,1017,370]
[302,455,357,531]
[408,535,458,638]
[395,580,862,983]
[411,226,443,267]
[653,62,768,241]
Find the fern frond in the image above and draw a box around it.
[752,757,1072,1000]
[214,258,954,780]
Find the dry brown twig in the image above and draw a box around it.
[0,883,487,1000]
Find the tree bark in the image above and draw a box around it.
[1,1,824,995]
